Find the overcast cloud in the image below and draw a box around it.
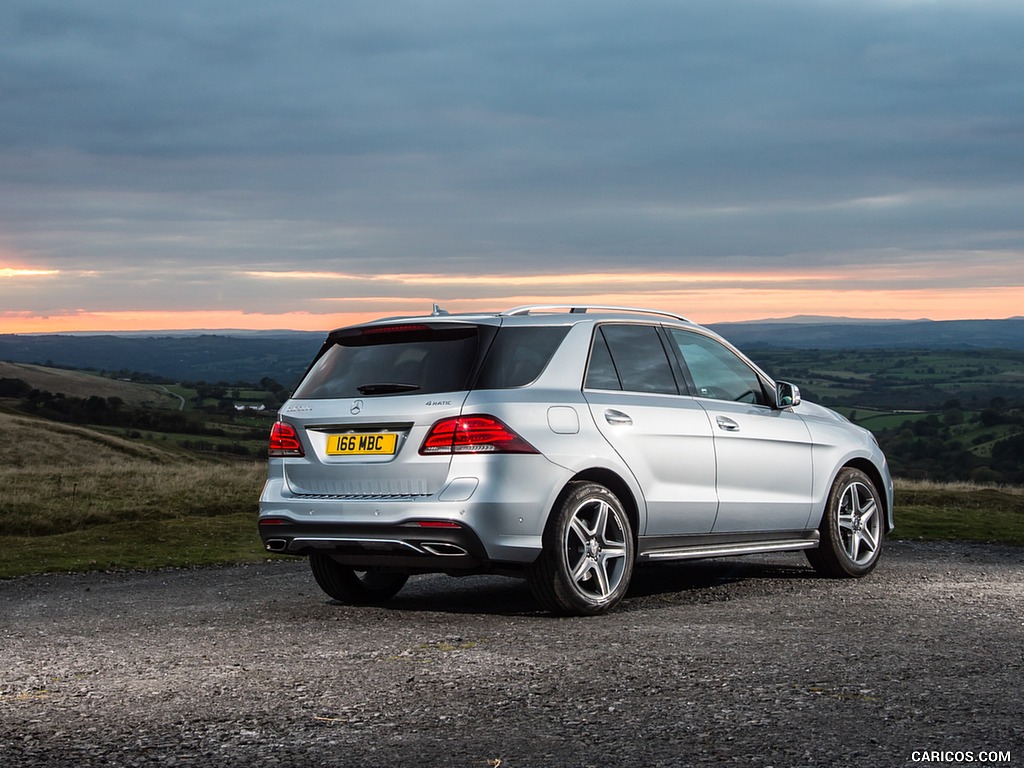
[1,0,1022,327]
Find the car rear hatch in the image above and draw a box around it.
[277,319,499,498]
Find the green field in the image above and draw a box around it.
[755,348,1024,484]
[755,348,1024,409]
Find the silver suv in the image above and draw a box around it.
[259,305,893,615]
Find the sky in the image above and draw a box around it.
[1,0,1023,334]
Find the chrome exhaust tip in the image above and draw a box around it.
[420,542,469,557]
[264,539,288,553]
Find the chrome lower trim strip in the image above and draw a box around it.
[290,537,425,553]
[291,494,431,501]
[641,536,819,562]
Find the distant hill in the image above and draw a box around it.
[0,332,323,385]
[707,318,1024,350]
[2,317,1023,383]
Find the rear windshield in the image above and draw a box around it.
[292,325,480,399]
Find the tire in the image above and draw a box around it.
[308,554,409,605]
[806,467,884,578]
[528,482,635,616]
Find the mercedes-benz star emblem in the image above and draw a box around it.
[350,399,364,415]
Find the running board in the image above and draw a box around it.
[639,534,819,562]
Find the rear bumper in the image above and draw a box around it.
[258,454,573,567]
[258,519,491,571]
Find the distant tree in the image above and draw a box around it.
[979,409,1004,428]
[943,408,964,427]
[992,434,1024,463]
[0,378,31,397]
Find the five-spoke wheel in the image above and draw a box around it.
[806,467,884,578]
[529,482,635,615]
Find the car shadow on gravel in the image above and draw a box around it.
[620,556,820,610]
[380,573,545,616]
[340,555,821,617]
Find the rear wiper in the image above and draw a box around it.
[356,382,421,395]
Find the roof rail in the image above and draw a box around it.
[502,304,691,323]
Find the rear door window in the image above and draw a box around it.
[585,324,679,395]
[293,325,480,399]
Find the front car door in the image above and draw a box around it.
[667,329,815,533]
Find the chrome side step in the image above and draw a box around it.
[639,534,819,562]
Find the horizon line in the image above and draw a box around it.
[4,313,1024,336]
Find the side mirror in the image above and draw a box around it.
[776,381,801,408]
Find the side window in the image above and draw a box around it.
[586,325,679,395]
[475,326,570,388]
[669,330,767,405]
[584,330,621,390]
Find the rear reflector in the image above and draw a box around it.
[268,422,305,457]
[420,415,538,455]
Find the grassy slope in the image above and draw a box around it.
[0,361,180,409]
[892,480,1023,547]
[0,411,268,578]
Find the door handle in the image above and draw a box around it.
[605,409,633,426]
[716,416,740,432]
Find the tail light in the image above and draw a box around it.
[269,422,305,457]
[420,415,538,455]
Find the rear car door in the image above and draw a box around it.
[667,329,814,533]
[583,323,718,535]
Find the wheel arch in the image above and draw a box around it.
[842,457,893,532]
[562,468,642,541]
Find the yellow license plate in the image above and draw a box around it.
[326,433,398,456]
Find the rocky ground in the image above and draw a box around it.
[2,540,1022,767]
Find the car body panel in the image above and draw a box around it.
[698,399,815,533]
[583,389,718,535]
[795,399,895,530]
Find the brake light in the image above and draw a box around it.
[268,422,305,457]
[361,324,430,335]
[420,415,538,455]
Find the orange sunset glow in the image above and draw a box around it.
[1,280,1021,334]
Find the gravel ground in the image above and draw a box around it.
[2,540,1022,768]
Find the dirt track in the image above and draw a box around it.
[2,540,1022,767]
